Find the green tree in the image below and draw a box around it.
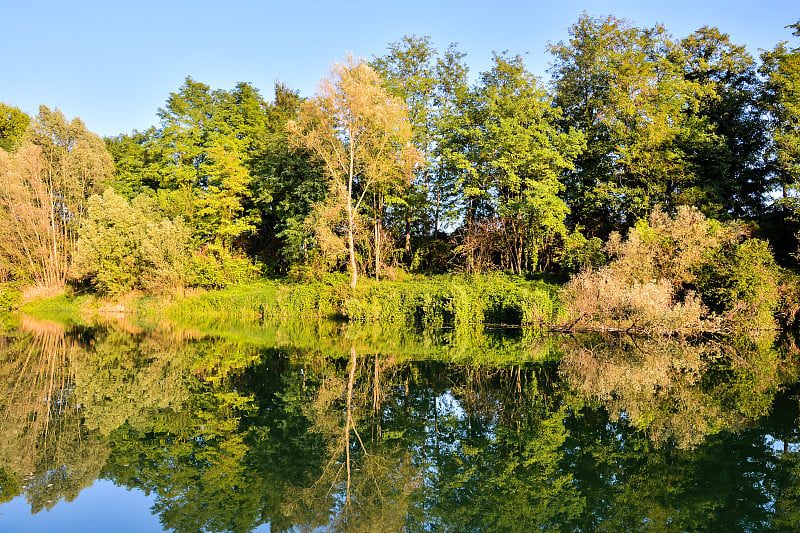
[470,53,583,273]
[760,21,800,214]
[373,38,471,270]
[249,84,329,272]
[137,78,267,248]
[104,128,162,200]
[372,35,438,249]
[0,103,30,152]
[550,15,709,237]
[431,44,472,236]
[680,27,769,218]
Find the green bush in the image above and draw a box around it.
[187,243,262,289]
[696,238,781,330]
[0,284,20,310]
[73,189,193,295]
[557,229,606,272]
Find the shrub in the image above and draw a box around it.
[557,229,605,272]
[73,189,193,295]
[561,206,782,333]
[187,243,262,290]
[0,284,21,310]
[695,238,781,331]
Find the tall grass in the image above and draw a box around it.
[167,273,565,328]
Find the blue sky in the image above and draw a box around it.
[1,0,796,137]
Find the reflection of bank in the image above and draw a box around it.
[558,334,787,448]
[0,315,108,514]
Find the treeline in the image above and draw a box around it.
[1,14,799,297]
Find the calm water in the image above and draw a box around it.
[0,315,799,532]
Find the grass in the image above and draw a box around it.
[167,273,566,329]
[20,292,91,326]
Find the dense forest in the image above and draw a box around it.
[1,15,799,329]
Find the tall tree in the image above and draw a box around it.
[550,15,708,237]
[373,38,472,238]
[465,53,584,273]
[372,36,438,247]
[108,78,270,248]
[680,27,769,218]
[288,56,417,287]
[0,107,113,287]
[248,83,328,272]
[760,21,800,213]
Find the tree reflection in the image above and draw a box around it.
[559,333,789,448]
[0,319,798,531]
[0,316,107,513]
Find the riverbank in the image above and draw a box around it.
[15,273,566,330]
[12,264,799,337]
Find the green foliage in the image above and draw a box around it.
[0,106,113,288]
[105,78,286,254]
[0,103,29,152]
[187,243,262,289]
[696,238,782,330]
[465,53,584,273]
[556,229,606,272]
[19,293,90,326]
[550,15,713,237]
[166,273,563,328]
[12,21,797,322]
[343,273,564,327]
[680,27,769,219]
[760,22,800,215]
[73,189,193,295]
[249,84,328,271]
[0,284,20,311]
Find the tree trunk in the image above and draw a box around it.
[347,197,358,289]
[374,193,380,281]
[348,133,358,289]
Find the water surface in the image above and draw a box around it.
[0,316,798,532]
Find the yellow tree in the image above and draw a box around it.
[289,56,417,288]
[0,107,112,288]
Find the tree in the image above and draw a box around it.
[373,38,472,271]
[288,56,417,288]
[131,78,266,247]
[248,83,329,272]
[0,106,112,287]
[372,35,438,249]
[470,53,583,273]
[760,21,800,213]
[550,15,708,237]
[680,27,769,218]
[431,44,472,236]
[0,103,29,152]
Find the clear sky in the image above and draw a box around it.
[1,0,796,137]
